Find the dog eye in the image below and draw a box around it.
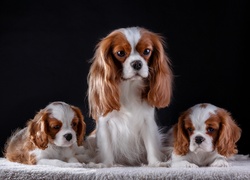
[143,49,151,55]
[72,122,77,127]
[187,127,193,132]
[53,125,61,129]
[207,127,214,133]
[117,51,126,57]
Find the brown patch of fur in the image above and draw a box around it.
[213,108,241,157]
[173,109,192,155]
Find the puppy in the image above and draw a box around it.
[4,101,86,168]
[166,103,241,167]
[87,26,173,167]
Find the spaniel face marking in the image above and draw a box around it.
[167,103,241,168]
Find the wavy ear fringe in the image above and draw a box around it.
[28,110,49,150]
[147,33,173,108]
[173,115,190,155]
[87,33,121,120]
[216,109,241,157]
[71,106,86,146]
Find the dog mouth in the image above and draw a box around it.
[121,74,147,81]
[190,143,213,154]
[53,134,76,147]
[191,146,207,154]
[53,142,74,148]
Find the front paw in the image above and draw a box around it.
[210,159,230,167]
[171,161,199,168]
[67,162,83,168]
[148,161,171,167]
[86,162,107,168]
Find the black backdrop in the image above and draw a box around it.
[0,0,247,157]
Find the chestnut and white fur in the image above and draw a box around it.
[166,103,241,168]
[4,101,86,168]
[87,26,173,167]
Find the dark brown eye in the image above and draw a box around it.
[53,125,61,130]
[207,127,214,133]
[143,49,151,55]
[187,127,193,132]
[72,122,77,127]
[117,51,126,57]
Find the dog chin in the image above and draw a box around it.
[54,141,74,147]
[122,74,146,81]
[190,146,212,154]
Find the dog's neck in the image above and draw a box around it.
[119,78,147,107]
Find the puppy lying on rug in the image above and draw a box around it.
[4,101,87,168]
[165,103,242,168]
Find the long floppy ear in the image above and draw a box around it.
[28,109,49,150]
[173,111,190,155]
[216,108,241,157]
[146,31,173,108]
[87,31,122,120]
[71,106,86,146]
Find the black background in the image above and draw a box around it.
[0,0,247,157]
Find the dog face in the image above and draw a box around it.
[28,101,85,149]
[88,26,173,120]
[173,103,241,157]
[113,27,151,80]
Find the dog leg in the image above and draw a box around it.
[97,117,114,166]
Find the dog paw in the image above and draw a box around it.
[184,162,199,168]
[67,162,83,168]
[148,161,171,167]
[210,159,230,167]
[171,161,199,168]
[86,162,107,168]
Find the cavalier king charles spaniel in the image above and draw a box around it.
[165,103,242,168]
[87,26,173,167]
[4,101,87,168]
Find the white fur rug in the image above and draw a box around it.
[1,157,250,180]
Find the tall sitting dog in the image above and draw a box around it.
[87,26,173,167]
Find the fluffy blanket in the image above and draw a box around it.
[1,157,250,180]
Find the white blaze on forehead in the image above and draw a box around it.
[118,27,149,79]
[189,103,218,130]
[46,102,74,127]
[120,27,141,52]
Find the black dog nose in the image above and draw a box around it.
[130,60,142,70]
[64,133,72,141]
[195,136,205,144]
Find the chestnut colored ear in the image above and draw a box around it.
[147,32,173,108]
[173,111,190,155]
[71,106,86,146]
[87,32,122,120]
[216,108,241,157]
[28,110,49,150]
